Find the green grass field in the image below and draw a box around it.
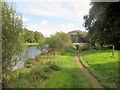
[8,50,93,88]
[80,50,119,88]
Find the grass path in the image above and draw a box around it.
[76,54,104,89]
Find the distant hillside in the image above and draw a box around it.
[68,30,87,35]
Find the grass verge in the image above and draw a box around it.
[25,43,39,46]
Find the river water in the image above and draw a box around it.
[12,46,44,70]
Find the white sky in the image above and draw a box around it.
[9,0,91,37]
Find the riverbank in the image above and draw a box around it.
[6,49,93,88]
[25,43,39,46]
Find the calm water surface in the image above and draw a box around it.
[13,46,42,70]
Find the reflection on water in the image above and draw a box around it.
[12,46,42,70]
[26,46,41,59]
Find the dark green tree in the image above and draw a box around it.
[83,2,120,50]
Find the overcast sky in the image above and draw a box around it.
[11,0,91,37]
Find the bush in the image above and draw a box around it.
[30,67,49,80]
[80,43,90,51]
[25,59,33,68]
[48,63,61,71]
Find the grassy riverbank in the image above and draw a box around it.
[25,43,39,46]
[8,49,93,88]
[80,50,119,88]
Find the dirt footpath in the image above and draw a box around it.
[75,55,105,89]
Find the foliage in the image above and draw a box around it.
[24,29,44,43]
[83,2,120,49]
[2,1,24,73]
[6,54,61,88]
[48,63,61,71]
[7,50,93,88]
[77,33,89,43]
[46,32,72,53]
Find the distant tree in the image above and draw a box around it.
[24,29,44,43]
[46,32,72,54]
[34,31,43,43]
[77,33,89,43]
[2,1,24,73]
[24,29,34,43]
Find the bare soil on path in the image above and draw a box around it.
[75,54,105,89]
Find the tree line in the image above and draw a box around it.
[24,29,44,43]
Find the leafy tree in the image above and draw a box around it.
[83,2,120,50]
[24,29,34,43]
[34,31,43,43]
[24,29,44,43]
[2,1,24,73]
[46,32,72,54]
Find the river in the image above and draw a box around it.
[12,46,47,70]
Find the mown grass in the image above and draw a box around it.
[25,43,39,46]
[80,50,119,88]
[7,49,93,88]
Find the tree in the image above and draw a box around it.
[2,1,24,73]
[46,32,72,54]
[24,29,34,43]
[24,29,44,43]
[34,31,43,43]
[83,2,120,50]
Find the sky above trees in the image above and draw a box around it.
[7,0,91,36]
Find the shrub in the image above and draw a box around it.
[48,63,61,71]
[25,59,33,68]
[80,43,90,51]
[30,67,49,80]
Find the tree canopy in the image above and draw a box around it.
[83,2,120,49]
[24,29,44,43]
